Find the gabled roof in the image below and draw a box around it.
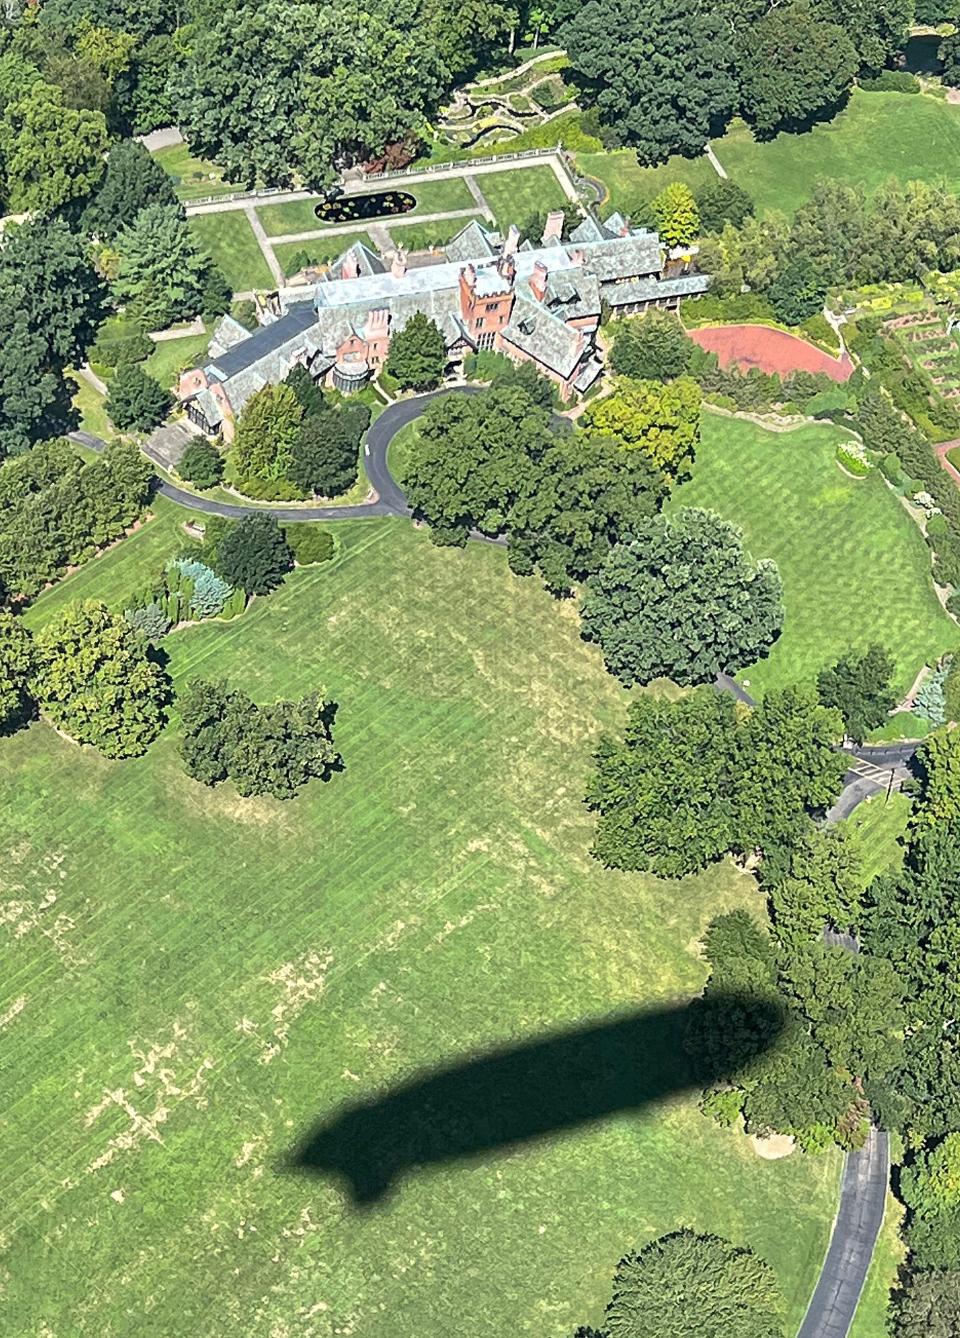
[443,218,500,263]
[206,303,317,381]
[208,313,254,358]
[501,292,585,378]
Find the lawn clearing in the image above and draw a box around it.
[0,519,839,1335]
[578,91,960,219]
[843,790,912,887]
[273,231,377,277]
[145,328,212,390]
[153,142,238,203]
[189,211,274,292]
[672,412,955,696]
[68,371,115,441]
[387,213,482,252]
[475,164,569,229]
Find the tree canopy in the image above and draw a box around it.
[600,1229,785,1338]
[582,376,701,476]
[560,0,737,163]
[736,8,858,136]
[32,600,170,758]
[385,312,447,390]
[579,508,784,687]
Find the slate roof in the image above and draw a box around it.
[208,313,254,358]
[443,218,500,263]
[604,272,710,306]
[207,303,317,380]
[501,292,585,378]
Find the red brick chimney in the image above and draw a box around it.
[528,260,548,302]
[390,248,407,278]
[503,224,520,256]
[541,209,565,245]
[341,249,359,280]
[459,264,477,320]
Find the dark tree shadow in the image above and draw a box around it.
[284,992,783,1208]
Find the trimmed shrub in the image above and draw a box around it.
[236,475,306,502]
[284,524,336,566]
[836,443,871,476]
[124,602,171,640]
[172,558,232,618]
[859,71,920,93]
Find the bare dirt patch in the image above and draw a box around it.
[749,1132,796,1159]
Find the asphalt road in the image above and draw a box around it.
[797,1131,891,1338]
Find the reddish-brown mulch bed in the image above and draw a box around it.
[689,323,854,383]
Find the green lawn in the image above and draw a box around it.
[1,518,839,1335]
[848,1194,904,1338]
[153,142,239,203]
[388,213,482,252]
[843,790,912,888]
[145,328,212,391]
[68,371,115,441]
[474,164,570,230]
[672,412,956,696]
[257,176,477,238]
[578,90,960,219]
[21,496,201,631]
[273,231,377,277]
[189,212,274,292]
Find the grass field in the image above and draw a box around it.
[21,496,201,631]
[843,790,911,888]
[579,91,960,220]
[387,213,483,252]
[145,328,212,391]
[672,412,956,696]
[153,142,239,202]
[273,231,377,277]
[189,212,274,292]
[0,518,840,1335]
[475,164,569,229]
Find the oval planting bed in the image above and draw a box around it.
[315,191,416,223]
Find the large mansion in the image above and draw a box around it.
[177,210,710,440]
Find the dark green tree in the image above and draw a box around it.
[696,180,754,234]
[0,612,35,731]
[285,364,326,419]
[287,406,367,497]
[215,514,292,595]
[385,312,447,390]
[107,362,171,431]
[810,0,913,70]
[767,254,827,325]
[580,508,784,687]
[736,9,857,136]
[114,203,215,328]
[893,1269,960,1337]
[82,138,178,237]
[560,0,737,163]
[587,688,741,877]
[177,437,224,489]
[609,312,694,381]
[816,643,896,742]
[601,1230,785,1338]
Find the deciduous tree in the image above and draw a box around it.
[816,643,896,742]
[582,376,701,476]
[579,508,783,686]
[650,182,700,248]
[736,8,857,136]
[0,612,35,731]
[609,312,694,381]
[32,600,170,758]
[214,513,292,595]
[0,80,107,213]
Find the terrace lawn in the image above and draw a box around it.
[189,211,274,292]
[843,790,911,887]
[0,518,839,1336]
[387,213,482,252]
[672,412,955,696]
[273,231,376,277]
[579,90,960,219]
[256,176,477,238]
[476,163,569,229]
[153,141,238,202]
[145,327,212,390]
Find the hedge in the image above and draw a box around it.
[284,524,336,566]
